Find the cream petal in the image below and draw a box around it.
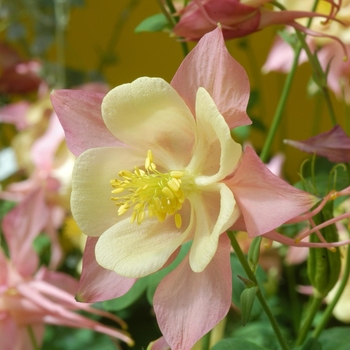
[71,146,146,237]
[102,77,196,169]
[189,183,240,272]
[95,201,194,278]
[187,88,242,186]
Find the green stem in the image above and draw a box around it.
[285,264,301,335]
[158,0,189,57]
[313,245,350,338]
[260,0,321,161]
[259,47,301,162]
[294,31,337,126]
[227,232,289,350]
[27,326,40,350]
[296,296,323,346]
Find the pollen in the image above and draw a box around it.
[110,150,193,229]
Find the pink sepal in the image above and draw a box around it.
[77,237,136,302]
[171,27,251,129]
[147,336,171,350]
[1,187,48,276]
[50,90,123,156]
[153,235,231,350]
[226,147,318,237]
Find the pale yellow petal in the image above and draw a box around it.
[102,77,196,169]
[189,183,240,272]
[95,201,195,278]
[71,147,146,237]
[187,87,242,186]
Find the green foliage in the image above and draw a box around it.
[230,254,267,320]
[307,202,341,298]
[240,286,259,326]
[295,157,349,197]
[135,14,169,33]
[212,338,269,350]
[318,327,350,350]
[294,338,322,350]
[42,326,117,350]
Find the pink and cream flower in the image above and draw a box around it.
[52,28,319,349]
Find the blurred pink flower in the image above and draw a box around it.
[52,28,318,349]
[263,0,350,101]
[0,194,133,350]
[1,83,110,270]
[173,0,341,41]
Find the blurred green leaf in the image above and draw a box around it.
[294,338,322,350]
[135,14,168,33]
[42,326,117,350]
[212,338,269,350]
[231,125,250,142]
[318,327,350,350]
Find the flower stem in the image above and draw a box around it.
[294,31,337,126]
[158,0,189,57]
[27,326,40,350]
[312,245,350,338]
[227,231,290,350]
[259,46,300,162]
[260,0,321,162]
[285,264,301,335]
[295,296,323,346]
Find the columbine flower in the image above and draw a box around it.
[52,28,319,349]
[172,0,342,41]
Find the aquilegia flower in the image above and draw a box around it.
[52,28,319,349]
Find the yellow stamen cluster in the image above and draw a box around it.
[110,150,186,228]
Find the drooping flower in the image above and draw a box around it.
[172,0,343,41]
[52,28,319,349]
[284,125,350,163]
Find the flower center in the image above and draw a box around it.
[110,150,193,228]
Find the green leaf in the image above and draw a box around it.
[212,338,269,350]
[318,327,350,350]
[230,254,266,319]
[240,286,259,326]
[103,277,149,311]
[135,14,168,33]
[294,338,322,350]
